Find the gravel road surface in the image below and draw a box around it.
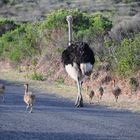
[0,82,140,140]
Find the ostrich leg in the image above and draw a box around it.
[75,79,83,107]
[2,95,5,102]
[25,104,29,112]
[115,96,118,102]
[29,104,33,113]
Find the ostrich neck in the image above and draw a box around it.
[67,20,72,46]
[113,80,115,87]
[25,86,28,94]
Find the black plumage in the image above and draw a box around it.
[62,42,95,74]
[62,42,95,107]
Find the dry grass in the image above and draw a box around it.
[0,69,140,113]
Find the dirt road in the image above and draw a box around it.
[0,81,140,140]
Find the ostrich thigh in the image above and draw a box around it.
[80,63,93,76]
[65,63,80,81]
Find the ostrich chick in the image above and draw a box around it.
[0,83,5,102]
[112,80,121,102]
[96,86,104,103]
[86,86,95,104]
[24,83,35,113]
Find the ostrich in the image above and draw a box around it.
[96,86,104,103]
[24,83,36,113]
[62,15,95,107]
[112,79,121,102]
[86,86,95,104]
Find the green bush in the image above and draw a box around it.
[0,19,18,36]
[55,76,64,84]
[45,9,112,43]
[118,58,132,75]
[114,35,140,76]
[45,9,68,30]
[1,0,10,4]
[0,9,112,64]
[0,19,15,25]
[89,13,112,34]
[0,23,43,63]
[31,72,44,81]
[1,0,16,5]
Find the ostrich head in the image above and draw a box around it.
[112,79,116,87]
[24,83,29,92]
[66,15,73,46]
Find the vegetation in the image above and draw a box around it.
[129,77,139,93]
[0,8,140,78]
[55,76,65,84]
[116,36,140,76]
[0,22,44,63]
[45,9,112,42]
[31,72,44,81]
[1,0,16,5]
[0,19,18,36]
[0,19,15,26]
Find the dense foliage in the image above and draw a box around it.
[116,35,140,76]
[0,22,44,63]
[0,9,139,77]
[45,9,112,42]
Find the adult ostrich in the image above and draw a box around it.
[62,15,95,107]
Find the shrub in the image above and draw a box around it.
[0,19,18,36]
[89,13,112,35]
[0,23,43,63]
[1,0,16,5]
[112,34,140,76]
[55,76,64,84]
[45,9,112,42]
[31,72,44,81]
[129,77,139,93]
[45,9,68,30]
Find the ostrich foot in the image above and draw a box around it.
[75,97,83,107]
[29,110,33,113]
[1,96,5,102]
[2,99,5,103]
[29,107,33,113]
